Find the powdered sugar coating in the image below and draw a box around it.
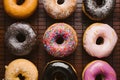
[43,0,77,19]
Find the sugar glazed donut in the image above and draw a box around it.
[43,23,78,57]
[5,59,38,80]
[43,0,77,19]
[82,60,117,80]
[82,0,115,20]
[5,22,37,56]
[83,23,118,58]
[4,0,38,19]
[43,60,77,80]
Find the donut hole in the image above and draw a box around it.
[56,35,64,44]
[16,33,26,42]
[52,71,66,80]
[95,74,104,80]
[57,0,65,5]
[96,37,104,45]
[94,0,105,6]
[18,74,25,80]
[17,0,25,5]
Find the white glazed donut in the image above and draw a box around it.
[83,23,118,58]
[43,0,77,19]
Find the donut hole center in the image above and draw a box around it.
[56,35,64,44]
[96,74,104,80]
[96,37,104,45]
[52,72,66,80]
[57,0,65,5]
[18,74,25,80]
[17,0,25,5]
[16,33,26,42]
[94,0,104,6]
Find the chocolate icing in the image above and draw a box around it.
[5,22,37,56]
[83,0,115,20]
[43,60,77,80]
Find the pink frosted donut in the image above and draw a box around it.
[83,23,118,58]
[82,60,117,80]
[43,23,78,57]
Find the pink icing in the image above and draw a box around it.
[43,23,77,57]
[83,60,116,80]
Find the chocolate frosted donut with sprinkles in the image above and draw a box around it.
[5,22,37,56]
[82,0,115,20]
[43,23,78,58]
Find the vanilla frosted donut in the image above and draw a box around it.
[82,60,116,80]
[5,59,38,80]
[43,0,77,19]
[83,23,118,58]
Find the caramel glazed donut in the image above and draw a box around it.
[4,0,38,19]
[5,22,37,56]
[5,59,38,80]
[43,60,77,80]
[82,60,117,80]
[43,23,78,58]
[43,0,77,19]
[83,23,118,58]
[82,0,115,20]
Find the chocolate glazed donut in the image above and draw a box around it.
[82,0,115,20]
[43,60,77,80]
[5,22,37,56]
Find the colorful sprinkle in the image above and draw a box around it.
[43,23,78,57]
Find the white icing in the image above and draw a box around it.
[83,23,118,58]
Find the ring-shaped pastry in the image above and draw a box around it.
[43,60,77,80]
[82,0,115,20]
[5,59,38,80]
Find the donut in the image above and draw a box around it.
[43,60,77,80]
[5,59,38,80]
[43,0,77,19]
[4,0,38,19]
[43,23,78,57]
[5,22,37,56]
[82,60,116,80]
[83,23,118,58]
[82,0,115,20]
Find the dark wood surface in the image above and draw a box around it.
[0,0,120,80]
